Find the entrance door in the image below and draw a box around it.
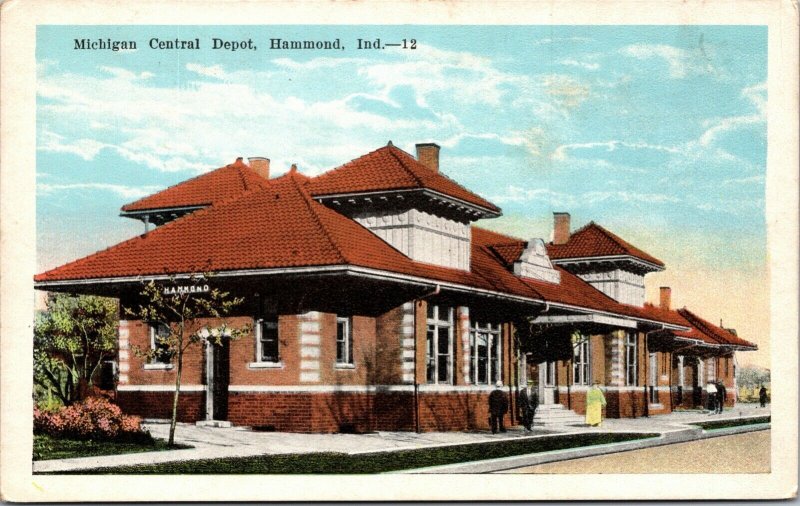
[691,358,702,407]
[539,361,557,404]
[205,339,230,421]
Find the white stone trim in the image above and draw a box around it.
[299,311,322,383]
[299,372,320,382]
[399,302,416,384]
[301,347,320,358]
[118,374,129,384]
[300,360,320,370]
[118,384,205,392]
[143,363,173,370]
[248,361,283,369]
[227,384,498,393]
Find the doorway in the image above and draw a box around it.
[205,339,230,421]
[539,360,557,404]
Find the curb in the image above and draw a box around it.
[399,423,769,474]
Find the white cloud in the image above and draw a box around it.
[38,130,109,160]
[99,66,153,81]
[37,182,161,199]
[551,140,680,161]
[559,59,600,71]
[539,74,590,109]
[534,37,592,46]
[490,186,575,205]
[583,191,679,204]
[619,44,716,79]
[185,63,229,80]
[697,82,766,147]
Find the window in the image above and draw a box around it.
[469,321,502,385]
[573,336,590,385]
[149,323,173,364]
[255,317,279,363]
[426,305,453,384]
[336,317,353,366]
[625,331,638,386]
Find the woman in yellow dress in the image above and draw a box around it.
[586,381,607,427]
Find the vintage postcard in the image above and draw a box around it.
[1,0,797,501]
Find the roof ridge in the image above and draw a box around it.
[472,226,526,244]
[678,308,726,344]
[287,173,349,264]
[121,161,239,211]
[386,146,425,187]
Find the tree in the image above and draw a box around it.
[125,274,248,446]
[34,293,118,406]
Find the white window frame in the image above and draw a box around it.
[469,321,502,385]
[146,323,173,369]
[625,331,638,386]
[426,305,454,384]
[573,336,590,385]
[336,317,354,367]
[254,317,280,365]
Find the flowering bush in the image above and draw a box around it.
[34,397,150,442]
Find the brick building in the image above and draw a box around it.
[34,142,756,432]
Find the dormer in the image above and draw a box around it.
[308,142,501,271]
[513,238,561,283]
[546,213,665,307]
[120,157,270,231]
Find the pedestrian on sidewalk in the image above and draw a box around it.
[518,380,539,432]
[759,385,768,408]
[488,380,508,434]
[715,381,726,414]
[706,381,717,414]
[585,381,606,427]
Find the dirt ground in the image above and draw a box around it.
[502,430,770,474]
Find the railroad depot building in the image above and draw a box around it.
[34,142,756,432]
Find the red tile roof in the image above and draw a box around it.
[474,228,687,327]
[120,158,268,212]
[676,308,757,349]
[547,222,665,268]
[306,144,501,213]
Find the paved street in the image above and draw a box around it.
[501,430,770,474]
[33,404,769,473]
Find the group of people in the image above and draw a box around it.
[705,380,728,414]
[487,380,608,433]
[487,380,539,434]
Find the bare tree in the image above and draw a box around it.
[126,274,248,446]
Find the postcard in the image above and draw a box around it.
[1,0,797,501]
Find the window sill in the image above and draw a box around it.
[335,363,356,370]
[144,363,174,370]
[248,361,283,369]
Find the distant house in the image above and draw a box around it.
[34,142,756,432]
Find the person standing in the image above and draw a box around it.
[706,381,718,414]
[716,381,727,414]
[759,385,768,408]
[518,380,539,432]
[488,380,508,434]
[585,381,606,427]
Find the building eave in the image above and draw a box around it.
[551,254,665,273]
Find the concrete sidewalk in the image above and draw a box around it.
[32,403,770,473]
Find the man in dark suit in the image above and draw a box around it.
[518,380,539,431]
[716,381,727,414]
[488,381,508,434]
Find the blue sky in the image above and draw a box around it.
[36,25,768,364]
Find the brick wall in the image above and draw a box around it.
[117,390,205,422]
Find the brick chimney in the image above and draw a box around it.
[416,143,440,172]
[248,157,270,179]
[659,286,671,310]
[553,212,571,245]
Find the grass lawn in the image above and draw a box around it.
[692,416,770,431]
[33,434,191,461]
[53,432,657,474]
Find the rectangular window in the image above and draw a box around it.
[425,305,453,384]
[625,331,638,386]
[256,317,279,363]
[573,337,590,385]
[469,321,501,385]
[149,323,172,364]
[336,317,353,365]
